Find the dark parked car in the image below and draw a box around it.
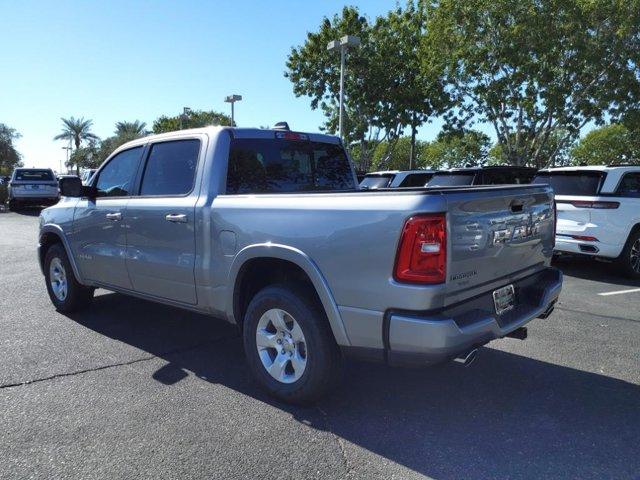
[426,166,537,187]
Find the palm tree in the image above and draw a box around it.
[114,120,147,139]
[54,117,99,150]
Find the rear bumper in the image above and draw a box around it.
[554,236,622,259]
[385,267,562,366]
[10,194,59,205]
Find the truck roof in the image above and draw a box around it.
[116,126,342,151]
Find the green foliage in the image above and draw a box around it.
[371,137,421,171]
[488,129,573,166]
[70,120,149,170]
[0,123,22,176]
[54,117,99,149]
[570,124,640,166]
[152,110,232,134]
[285,3,447,170]
[421,0,640,167]
[420,130,492,169]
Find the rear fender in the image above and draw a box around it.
[226,243,351,346]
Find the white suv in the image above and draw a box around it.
[533,166,640,277]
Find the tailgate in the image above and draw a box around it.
[445,186,555,296]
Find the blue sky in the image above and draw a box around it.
[3,0,457,171]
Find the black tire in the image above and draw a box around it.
[617,229,640,279]
[44,243,94,313]
[242,284,342,404]
[8,199,18,211]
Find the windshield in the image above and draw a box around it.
[532,171,605,195]
[426,173,476,187]
[360,175,394,189]
[226,138,355,194]
[14,169,54,181]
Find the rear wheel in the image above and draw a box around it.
[44,244,94,313]
[242,285,342,404]
[8,199,19,211]
[617,230,640,279]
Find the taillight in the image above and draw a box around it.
[560,200,620,209]
[571,235,598,242]
[394,214,446,284]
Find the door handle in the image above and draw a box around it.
[106,212,122,221]
[165,213,188,223]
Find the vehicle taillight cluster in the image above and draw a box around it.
[394,214,446,284]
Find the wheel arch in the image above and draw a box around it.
[39,225,84,284]
[226,243,351,346]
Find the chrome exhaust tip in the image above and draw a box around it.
[453,348,478,367]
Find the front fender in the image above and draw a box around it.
[39,224,84,284]
[226,243,351,346]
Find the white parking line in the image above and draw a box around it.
[598,287,640,296]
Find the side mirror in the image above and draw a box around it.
[58,175,83,197]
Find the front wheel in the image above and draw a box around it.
[242,285,342,404]
[617,230,640,279]
[44,244,94,313]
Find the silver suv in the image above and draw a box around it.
[8,168,59,209]
[38,126,562,403]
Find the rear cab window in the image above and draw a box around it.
[14,169,54,182]
[360,174,394,189]
[226,138,355,194]
[532,171,606,196]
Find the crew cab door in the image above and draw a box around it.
[124,138,202,305]
[72,146,144,289]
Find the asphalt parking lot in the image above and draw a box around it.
[1,210,639,480]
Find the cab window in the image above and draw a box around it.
[140,140,200,196]
[95,147,143,197]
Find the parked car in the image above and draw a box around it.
[80,168,97,185]
[360,170,435,189]
[38,126,561,403]
[8,168,59,210]
[426,166,537,187]
[533,165,640,278]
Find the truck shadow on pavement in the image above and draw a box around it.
[69,292,640,480]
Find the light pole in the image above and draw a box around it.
[62,146,71,174]
[180,107,192,130]
[224,95,242,126]
[327,35,360,140]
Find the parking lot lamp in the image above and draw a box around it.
[224,95,242,127]
[327,35,361,140]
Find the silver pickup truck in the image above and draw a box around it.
[38,126,562,403]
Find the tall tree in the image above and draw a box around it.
[0,123,23,176]
[370,2,449,169]
[421,0,640,168]
[54,117,99,174]
[285,4,446,171]
[421,130,492,169]
[570,124,640,166]
[114,120,148,141]
[54,117,99,150]
[153,110,232,134]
